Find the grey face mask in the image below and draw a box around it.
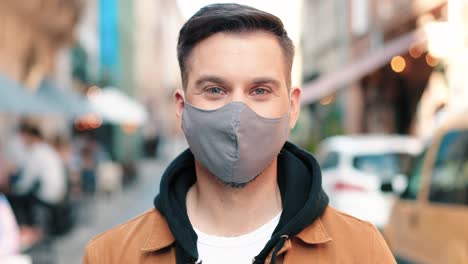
[182,101,290,185]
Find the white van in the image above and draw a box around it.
[317,135,422,228]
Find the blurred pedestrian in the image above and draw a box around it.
[0,193,20,256]
[5,124,29,187]
[83,4,396,264]
[96,161,123,196]
[80,146,96,194]
[10,124,67,235]
[52,135,80,196]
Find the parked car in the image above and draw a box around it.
[384,110,468,263]
[317,135,422,228]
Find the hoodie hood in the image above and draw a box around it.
[154,141,329,263]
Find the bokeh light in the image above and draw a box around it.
[391,56,406,73]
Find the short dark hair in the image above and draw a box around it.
[19,123,42,139]
[177,3,295,88]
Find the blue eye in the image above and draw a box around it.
[253,88,267,95]
[208,87,223,94]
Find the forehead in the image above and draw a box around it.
[186,31,288,86]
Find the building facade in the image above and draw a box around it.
[301,0,453,140]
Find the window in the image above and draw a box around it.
[401,149,426,200]
[352,153,402,181]
[321,152,340,170]
[429,130,468,205]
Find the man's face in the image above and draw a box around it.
[175,31,301,127]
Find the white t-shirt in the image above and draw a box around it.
[14,142,66,204]
[194,212,281,264]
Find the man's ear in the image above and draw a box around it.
[289,87,302,130]
[174,89,185,128]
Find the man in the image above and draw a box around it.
[11,124,67,233]
[83,4,396,264]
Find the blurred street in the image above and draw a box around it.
[30,159,166,264]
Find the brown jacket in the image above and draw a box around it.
[83,206,396,264]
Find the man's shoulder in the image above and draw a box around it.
[321,206,378,234]
[314,206,395,262]
[83,209,177,263]
[320,206,378,240]
[85,209,165,256]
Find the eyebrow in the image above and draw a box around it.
[195,75,281,88]
[251,77,281,88]
[195,75,227,86]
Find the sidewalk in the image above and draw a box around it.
[30,159,166,264]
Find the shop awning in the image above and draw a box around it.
[0,74,57,114]
[88,87,148,125]
[37,79,94,118]
[301,29,427,104]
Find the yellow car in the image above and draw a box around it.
[384,110,468,263]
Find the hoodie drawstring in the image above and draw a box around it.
[271,235,288,264]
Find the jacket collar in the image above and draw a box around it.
[296,216,332,244]
[140,208,332,253]
[140,210,175,252]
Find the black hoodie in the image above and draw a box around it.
[154,141,329,264]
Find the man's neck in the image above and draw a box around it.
[186,159,282,237]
